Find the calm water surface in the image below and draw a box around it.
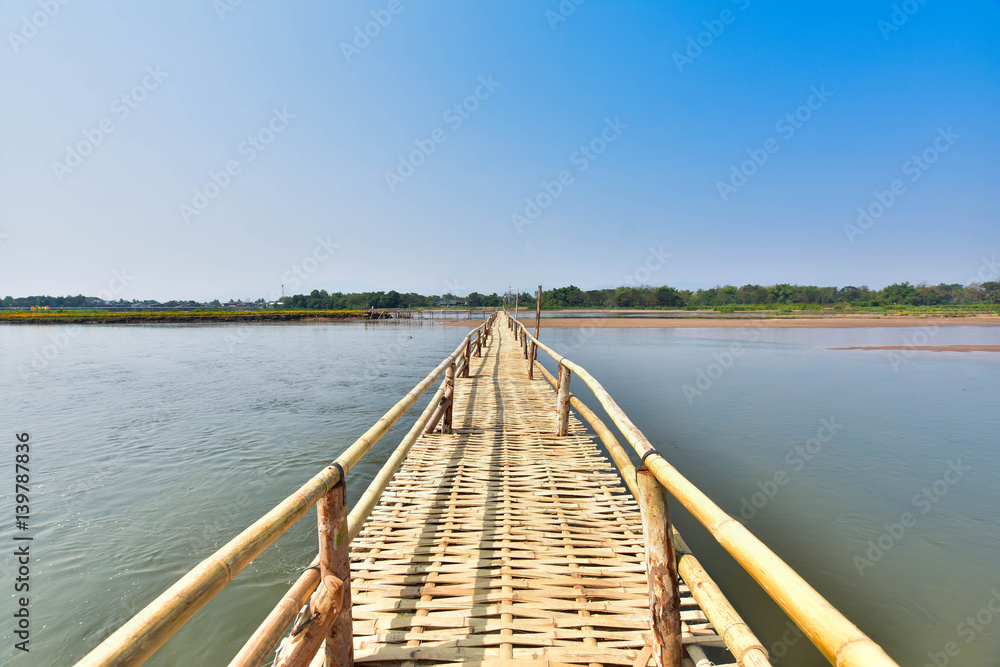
[1,322,998,666]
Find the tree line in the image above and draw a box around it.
[6,281,999,311]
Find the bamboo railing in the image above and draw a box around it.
[75,314,497,667]
[504,310,899,667]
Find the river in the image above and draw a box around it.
[1,321,998,666]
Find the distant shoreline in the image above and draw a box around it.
[830,345,1000,352]
[0,310,382,324]
[444,314,1000,329]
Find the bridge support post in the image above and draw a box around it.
[555,364,571,436]
[527,341,535,380]
[636,467,682,667]
[442,362,455,434]
[275,480,353,667]
[463,338,471,377]
[474,328,482,358]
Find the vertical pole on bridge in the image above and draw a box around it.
[319,480,353,667]
[534,285,542,340]
[442,361,455,434]
[555,364,571,436]
[463,337,471,377]
[527,341,535,380]
[636,467,682,667]
[276,480,353,666]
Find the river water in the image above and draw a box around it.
[1,322,998,666]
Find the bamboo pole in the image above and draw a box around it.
[671,531,770,667]
[555,364,571,436]
[534,285,541,339]
[510,318,898,667]
[527,341,535,380]
[321,480,352,666]
[442,362,455,434]
[76,332,473,667]
[636,468,682,667]
[231,385,446,667]
[229,556,321,667]
[274,482,351,667]
[531,354,770,667]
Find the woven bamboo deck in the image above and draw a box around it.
[345,329,745,666]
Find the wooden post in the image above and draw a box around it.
[474,328,482,358]
[636,467,682,667]
[442,362,455,434]
[514,288,518,335]
[463,338,471,377]
[534,285,542,340]
[522,331,528,359]
[321,481,352,667]
[555,364,571,436]
[275,482,352,666]
[527,341,535,380]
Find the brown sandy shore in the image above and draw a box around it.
[444,315,1000,329]
[830,345,1000,353]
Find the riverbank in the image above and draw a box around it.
[445,314,1000,329]
[831,345,1000,352]
[0,310,384,324]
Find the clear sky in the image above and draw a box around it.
[1,0,998,301]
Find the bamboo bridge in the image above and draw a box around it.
[76,311,899,667]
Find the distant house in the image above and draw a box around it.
[436,300,468,307]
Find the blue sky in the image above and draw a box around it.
[1,0,997,301]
